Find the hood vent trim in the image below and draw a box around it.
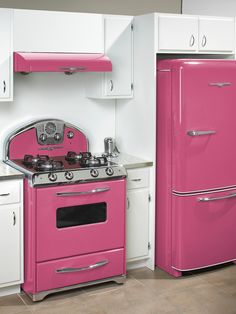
[14,52,112,74]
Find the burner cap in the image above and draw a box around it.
[35,160,64,171]
[23,154,49,167]
[80,156,108,168]
[66,151,92,163]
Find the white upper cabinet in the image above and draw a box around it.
[14,10,104,53]
[198,17,234,52]
[156,13,235,54]
[86,15,133,99]
[0,9,13,101]
[158,15,198,52]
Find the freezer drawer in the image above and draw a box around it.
[172,189,236,271]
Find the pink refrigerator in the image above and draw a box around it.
[156,59,236,277]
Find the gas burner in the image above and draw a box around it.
[35,160,64,172]
[65,151,92,163]
[23,154,49,167]
[80,156,108,168]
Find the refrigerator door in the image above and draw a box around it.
[169,59,236,193]
[172,189,236,271]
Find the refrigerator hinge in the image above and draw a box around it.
[148,242,151,250]
[148,194,151,202]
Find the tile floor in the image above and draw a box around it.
[0,264,236,314]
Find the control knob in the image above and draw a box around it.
[90,169,99,177]
[67,131,74,139]
[106,167,114,176]
[54,133,61,141]
[39,133,47,142]
[65,171,74,180]
[48,173,57,182]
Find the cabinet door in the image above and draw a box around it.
[158,15,198,52]
[0,205,21,285]
[14,10,103,53]
[126,188,149,261]
[0,9,13,101]
[199,17,234,52]
[104,16,133,97]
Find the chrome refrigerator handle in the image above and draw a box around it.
[187,130,216,137]
[198,193,236,202]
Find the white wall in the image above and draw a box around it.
[0,73,115,158]
[182,0,236,17]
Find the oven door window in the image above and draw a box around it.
[56,202,107,228]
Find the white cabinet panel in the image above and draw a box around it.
[199,17,234,52]
[14,10,103,53]
[0,204,21,285]
[126,188,149,261]
[158,15,198,51]
[86,15,133,99]
[0,9,13,101]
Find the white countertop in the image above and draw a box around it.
[0,161,24,180]
[107,153,153,169]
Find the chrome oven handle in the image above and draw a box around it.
[56,187,110,197]
[198,193,236,202]
[187,130,216,136]
[56,260,109,273]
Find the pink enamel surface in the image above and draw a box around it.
[36,179,126,262]
[9,127,88,159]
[14,52,112,72]
[172,189,236,270]
[159,59,236,193]
[36,249,124,292]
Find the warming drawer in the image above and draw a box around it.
[36,248,125,292]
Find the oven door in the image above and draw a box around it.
[36,179,126,262]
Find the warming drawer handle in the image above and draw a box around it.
[198,193,236,202]
[56,187,110,197]
[187,130,216,137]
[0,193,10,197]
[55,260,109,273]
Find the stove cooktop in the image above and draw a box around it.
[10,152,126,186]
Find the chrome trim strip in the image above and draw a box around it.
[26,275,126,301]
[172,258,236,272]
[56,260,108,273]
[3,118,89,161]
[56,187,110,197]
[173,184,236,196]
[198,193,236,202]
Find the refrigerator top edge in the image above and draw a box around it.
[157,58,236,70]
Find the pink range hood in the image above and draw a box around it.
[14,52,112,74]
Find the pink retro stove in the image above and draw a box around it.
[4,119,126,301]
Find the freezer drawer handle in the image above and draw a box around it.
[187,130,216,137]
[198,193,236,202]
[56,260,109,273]
[56,187,110,197]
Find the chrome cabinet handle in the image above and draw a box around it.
[189,35,195,47]
[131,178,141,182]
[56,260,108,273]
[3,80,6,93]
[109,80,113,91]
[202,35,207,47]
[198,193,236,202]
[126,197,130,209]
[187,130,216,137]
[0,193,10,197]
[56,187,110,197]
[13,211,16,226]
